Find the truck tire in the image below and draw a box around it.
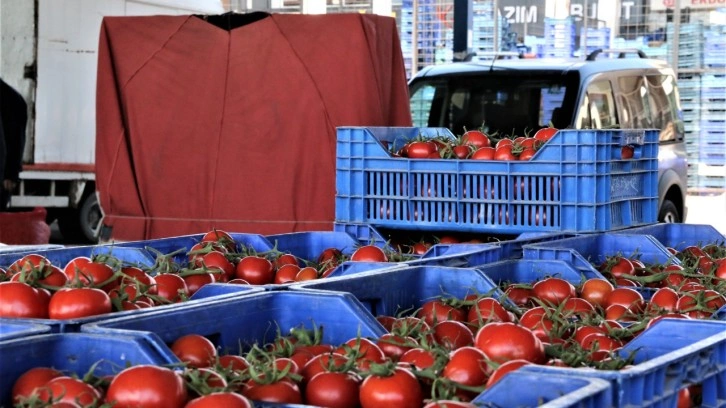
[58,193,102,243]
[657,199,681,223]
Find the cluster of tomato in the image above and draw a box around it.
[158,230,405,287]
[593,243,726,320]
[0,229,407,321]
[392,127,558,161]
[0,252,168,320]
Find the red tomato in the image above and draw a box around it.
[377,333,417,361]
[677,289,726,318]
[580,333,623,361]
[406,141,438,159]
[518,306,557,343]
[154,273,189,303]
[274,253,299,269]
[11,367,62,404]
[606,287,645,312]
[532,277,576,305]
[317,248,344,265]
[243,379,303,404]
[218,354,250,372]
[351,245,388,262]
[183,271,216,296]
[235,256,274,285]
[579,278,614,309]
[462,130,490,149]
[200,251,235,282]
[0,281,50,318]
[495,138,513,148]
[399,348,437,371]
[474,322,546,364]
[433,320,475,350]
[335,338,386,370]
[106,365,188,408]
[466,297,511,325]
[621,145,634,159]
[503,284,533,306]
[8,254,53,274]
[562,297,596,317]
[518,147,536,161]
[441,346,491,394]
[11,264,68,289]
[200,229,237,252]
[294,266,319,282]
[452,145,472,159]
[419,299,466,326]
[534,127,557,142]
[120,266,157,295]
[48,287,112,319]
[305,371,361,408]
[486,359,531,387]
[301,353,349,384]
[494,145,515,161]
[359,367,423,408]
[471,146,495,160]
[601,257,635,278]
[185,392,252,408]
[274,264,300,284]
[648,287,680,313]
[37,377,102,406]
[171,334,217,368]
[65,258,118,292]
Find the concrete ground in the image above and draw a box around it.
[684,192,726,234]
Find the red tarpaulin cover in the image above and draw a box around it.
[96,13,412,241]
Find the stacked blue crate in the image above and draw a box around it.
[542,89,566,127]
[667,22,704,69]
[543,17,575,58]
[677,73,703,189]
[704,26,726,68]
[579,27,610,58]
[697,72,726,189]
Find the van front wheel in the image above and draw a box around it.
[658,199,680,223]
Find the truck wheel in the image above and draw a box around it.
[58,193,102,243]
[658,199,680,223]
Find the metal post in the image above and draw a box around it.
[493,0,499,52]
[452,0,472,61]
[672,0,681,74]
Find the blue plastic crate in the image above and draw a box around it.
[521,318,726,408]
[702,109,726,121]
[290,265,505,317]
[84,291,386,360]
[617,223,726,251]
[2,281,264,333]
[475,259,604,287]
[0,245,155,270]
[335,127,659,234]
[473,370,613,407]
[0,332,175,407]
[0,319,50,341]
[522,232,677,278]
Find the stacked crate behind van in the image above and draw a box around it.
[579,27,610,57]
[472,1,509,57]
[543,17,575,58]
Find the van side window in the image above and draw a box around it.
[410,83,445,128]
[576,81,618,129]
[618,76,653,129]
[646,75,681,142]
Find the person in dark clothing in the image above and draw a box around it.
[0,78,27,210]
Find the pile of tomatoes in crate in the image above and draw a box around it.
[0,230,408,320]
[391,127,557,161]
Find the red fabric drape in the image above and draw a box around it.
[95,13,412,240]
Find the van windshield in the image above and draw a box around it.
[409,72,580,137]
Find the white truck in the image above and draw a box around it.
[0,0,224,243]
